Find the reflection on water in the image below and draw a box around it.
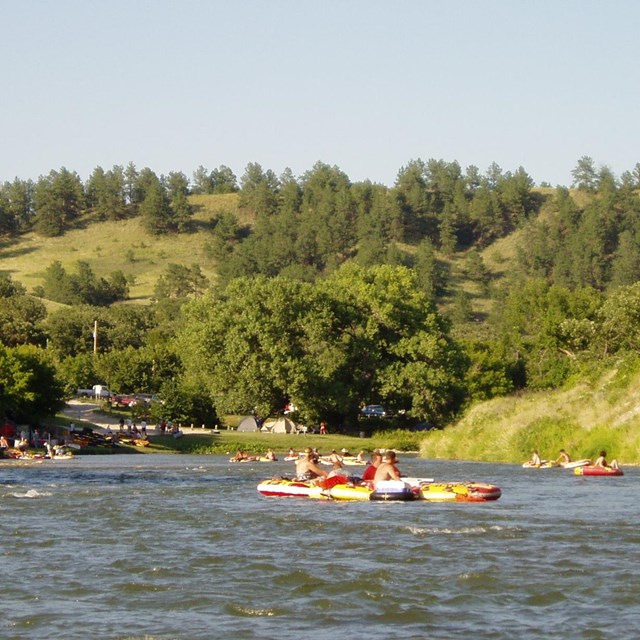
[0,455,637,639]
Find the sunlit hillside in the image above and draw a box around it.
[420,355,640,464]
[0,194,240,301]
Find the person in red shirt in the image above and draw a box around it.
[361,451,383,484]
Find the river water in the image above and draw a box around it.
[0,454,638,639]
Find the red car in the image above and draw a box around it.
[111,394,138,407]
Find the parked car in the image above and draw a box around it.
[111,394,138,407]
[360,404,387,418]
[134,393,159,405]
[76,385,111,399]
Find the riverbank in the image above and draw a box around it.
[59,400,423,455]
[420,360,640,465]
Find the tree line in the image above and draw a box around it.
[1,155,640,430]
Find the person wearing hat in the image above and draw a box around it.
[373,450,402,488]
[295,447,328,481]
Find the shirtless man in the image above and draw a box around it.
[527,450,542,466]
[373,450,401,487]
[295,447,328,481]
[594,450,619,469]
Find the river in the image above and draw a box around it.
[0,454,637,639]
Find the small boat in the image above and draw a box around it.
[574,465,624,477]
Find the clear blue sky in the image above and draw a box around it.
[2,0,638,188]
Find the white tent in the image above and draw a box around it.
[260,418,277,432]
[270,417,296,434]
[237,416,259,432]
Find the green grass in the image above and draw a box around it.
[71,431,393,456]
[420,353,640,464]
[0,194,241,300]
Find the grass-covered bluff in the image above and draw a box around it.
[420,355,640,464]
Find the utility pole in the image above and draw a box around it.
[93,320,98,355]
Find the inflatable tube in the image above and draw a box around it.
[369,480,416,502]
[256,479,326,499]
[561,459,591,469]
[327,484,372,501]
[319,475,350,490]
[574,465,623,476]
[419,481,502,502]
[258,478,502,502]
[522,460,555,468]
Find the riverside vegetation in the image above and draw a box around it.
[2,156,640,463]
[422,353,640,463]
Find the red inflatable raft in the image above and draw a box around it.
[574,465,623,477]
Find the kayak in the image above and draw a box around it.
[258,478,502,502]
[574,465,624,477]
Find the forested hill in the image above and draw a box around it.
[2,156,640,446]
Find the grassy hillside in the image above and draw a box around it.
[0,194,241,301]
[6,187,640,465]
[420,355,640,464]
[0,188,553,312]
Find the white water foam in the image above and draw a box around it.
[10,489,52,499]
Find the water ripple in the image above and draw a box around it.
[0,455,638,639]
